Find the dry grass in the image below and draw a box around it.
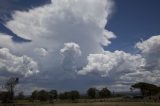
[1,100,160,106]
[54,102,160,106]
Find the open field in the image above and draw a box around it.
[54,102,160,106]
[1,102,160,106]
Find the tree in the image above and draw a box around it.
[131,82,159,97]
[0,92,11,103]
[49,90,57,104]
[49,90,58,100]
[58,90,80,101]
[58,91,71,100]
[99,87,111,98]
[87,88,97,99]
[4,77,19,102]
[31,90,38,101]
[37,90,49,101]
[70,90,80,101]
[58,93,66,100]
[17,92,25,100]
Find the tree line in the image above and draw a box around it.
[0,77,111,103]
[1,77,160,103]
[29,87,111,102]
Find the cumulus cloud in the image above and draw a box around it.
[0,0,115,92]
[60,42,81,57]
[78,35,160,88]
[2,0,115,75]
[2,0,160,92]
[34,48,48,57]
[0,48,39,77]
[136,35,160,71]
[136,35,160,53]
[135,35,160,83]
[5,0,115,53]
[60,42,81,71]
[78,50,145,77]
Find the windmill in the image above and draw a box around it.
[4,77,19,102]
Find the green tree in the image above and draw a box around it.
[58,93,66,100]
[99,87,111,98]
[31,90,38,101]
[131,82,159,97]
[0,92,11,103]
[37,90,49,101]
[58,90,80,101]
[70,90,80,101]
[49,90,57,102]
[59,92,71,100]
[87,88,97,99]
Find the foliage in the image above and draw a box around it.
[0,92,13,103]
[37,90,50,101]
[98,87,111,98]
[49,90,58,100]
[31,89,58,102]
[59,90,80,101]
[131,82,160,97]
[87,88,97,99]
[31,90,38,101]
[70,90,80,101]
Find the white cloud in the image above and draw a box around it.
[60,42,81,71]
[136,35,160,53]
[78,35,160,88]
[136,35,160,72]
[60,42,81,57]
[0,0,115,92]
[34,48,48,57]
[0,48,39,77]
[0,33,16,48]
[3,0,115,74]
[2,0,160,92]
[135,35,160,83]
[78,50,145,77]
[5,0,115,54]
[0,0,160,93]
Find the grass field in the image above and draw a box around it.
[54,102,160,106]
[1,102,160,106]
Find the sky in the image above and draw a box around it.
[0,0,160,94]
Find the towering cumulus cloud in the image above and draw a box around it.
[4,0,115,71]
[0,0,115,92]
[3,0,115,72]
[60,42,81,71]
[6,0,115,53]
[1,0,160,92]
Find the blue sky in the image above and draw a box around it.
[0,0,50,42]
[0,0,160,94]
[106,0,160,52]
